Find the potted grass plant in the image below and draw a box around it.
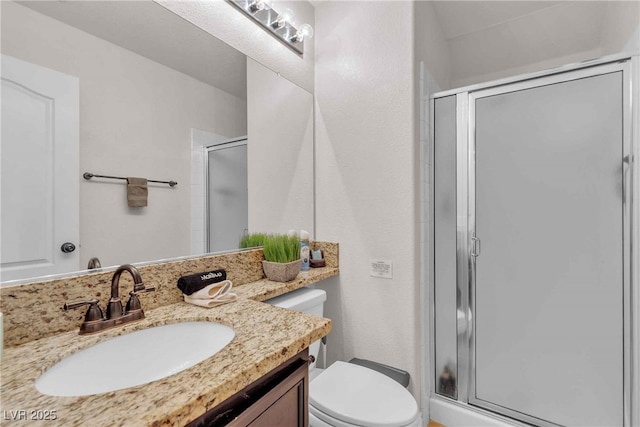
[261,234,302,282]
[239,232,268,249]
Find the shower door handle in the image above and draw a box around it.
[471,236,481,257]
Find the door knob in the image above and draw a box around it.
[61,242,76,253]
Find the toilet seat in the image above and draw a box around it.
[309,361,420,427]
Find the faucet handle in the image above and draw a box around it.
[64,299,104,322]
[126,286,155,312]
[133,285,156,294]
[133,282,155,293]
[126,292,142,312]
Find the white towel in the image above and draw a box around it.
[189,280,233,299]
[183,294,237,308]
[183,280,237,308]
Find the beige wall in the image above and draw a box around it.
[314,0,422,405]
[1,2,247,268]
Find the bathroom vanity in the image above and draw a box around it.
[1,296,329,426]
[188,349,310,427]
[0,243,338,426]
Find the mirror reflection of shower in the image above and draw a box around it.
[206,137,248,253]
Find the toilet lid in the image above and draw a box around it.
[309,361,419,427]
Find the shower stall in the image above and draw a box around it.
[430,54,639,426]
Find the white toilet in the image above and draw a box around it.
[267,288,421,427]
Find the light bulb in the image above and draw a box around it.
[249,0,271,13]
[291,23,313,43]
[271,8,294,29]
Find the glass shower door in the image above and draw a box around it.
[470,69,626,426]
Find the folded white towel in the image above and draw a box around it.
[189,280,233,299]
[183,293,237,308]
[183,279,237,308]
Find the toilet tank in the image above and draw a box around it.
[266,287,326,317]
[266,287,327,365]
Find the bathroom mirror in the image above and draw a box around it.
[0,0,314,283]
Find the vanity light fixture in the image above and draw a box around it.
[271,8,294,30]
[228,0,313,55]
[290,23,313,43]
[248,0,270,12]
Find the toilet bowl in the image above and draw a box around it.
[267,288,420,427]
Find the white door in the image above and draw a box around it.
[1,55,79,283]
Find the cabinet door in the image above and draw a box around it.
[247,375,306,427]
[187,350,309,427]
[234,360,308,427]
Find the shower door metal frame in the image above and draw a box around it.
[430,52,639,427]
[467,59,632,427]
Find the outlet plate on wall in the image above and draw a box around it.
[370,259,393,279]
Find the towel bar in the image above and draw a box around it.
[83,172,177,187]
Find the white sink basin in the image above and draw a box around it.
[36,322,235,397]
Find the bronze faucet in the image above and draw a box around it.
[87,257,102,270]
[64,264,155,334]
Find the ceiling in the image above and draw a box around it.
[430,1,615,86]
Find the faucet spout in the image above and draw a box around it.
[87,257,102,270]
[108,264,143,319]
[110,264,143,299]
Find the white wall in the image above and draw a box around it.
[1,2,247,268]
[246,59,314,236]
[415,1,451,91]
[601,0,640,55]
[156,0,315,93]
[444,1,639,90]
[314,0,421,403]
[447,1,608,89]
[451,48,604,89]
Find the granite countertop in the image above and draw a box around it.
[233,267,339,301]
[0,272,335,426]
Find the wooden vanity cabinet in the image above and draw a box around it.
[188,349,309,427]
